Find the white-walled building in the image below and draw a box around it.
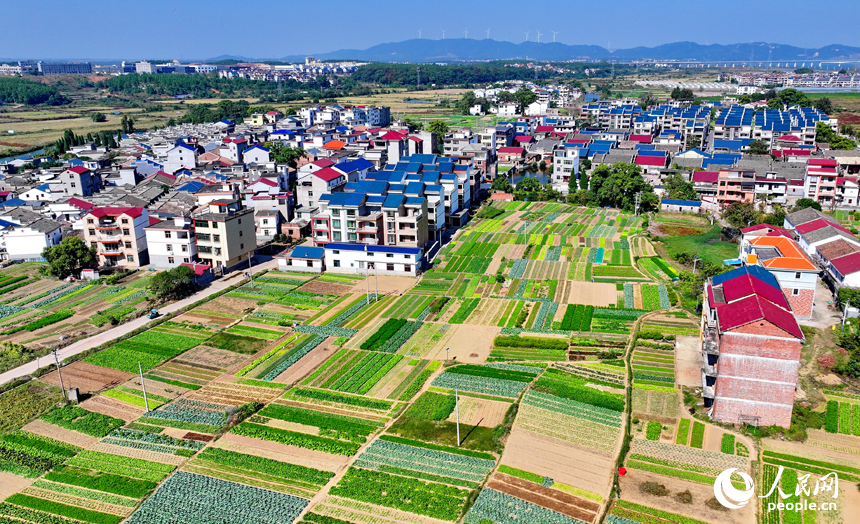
[144,216,197,268]
[4,218,63,260]
[323,243,424,276]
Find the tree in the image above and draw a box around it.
[775,88,810,107]
[266,143,305,168]
[766,98,784,110]
[746,139,770,155]
[579,174,589,191]
[794,67,814,74]
[663,173,698,201]
[814,97,833,114]
[588,163,657,212]
[90,112,106,123]
[427,120,449,152]
[514,177,542,200]
[794,198,822,212]
[149,265,200,302]
[539,160,547,172]
[671,88,694,101]
[816,121,857,150]
[497,91,516,104]
[638,93,658,109]
[513,89,538,113]
[41,237,98,279]
[686,135,702,150]
[120,115,129,134]
[456,91,477,115]
[492,174,512,193]
[722,201,761,228]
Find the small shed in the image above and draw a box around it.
[276,245,325,273]
[660,199,702,214]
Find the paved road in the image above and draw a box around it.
[0,259,278,386]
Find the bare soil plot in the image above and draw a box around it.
[311,495,451,524]
[299,280,352,296]
[769,431,860,460]
[121,376,189,400]
[184,379,282,406]
[702,424,724,454]
[207,295,259,315]
[426,324,498,363]
[565,282,617,307]
[309,293,358,326]
[445,396,509,427]
[0,472,35,501]
[674,335,702,387]
[79,394,144,421]
[172,346,246,371]
[37,361,132,393]
[501,428,614,496]
[22,419,99,448]
[618,468,753,524]
[215,433,346,472]
[350,275,417,295]
[487,472,600,523]
[270,340,337,385]
[173,313,235,327]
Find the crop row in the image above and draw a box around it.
[330,352,402,395]
[449,298,480,324]
[232,422,361,455]
[0,431,79,478]
[523,390,622,427]
[353,439,494,485]
[329,467,468,521]
[447,363,538,382]
[432,371,527,398]
[126,471,309,524]
[326,296,374,327]
[377,321,422,353]
[553,363,625,386]
[260,335,327,381]
[143,399,229,428]
[534,368,625,412]
[41,406,124,438]
[361,319,406,351]
[493,335,568,350]
[509,259,528,279]
[258,404,379,442]
[465,488,582,524]
[30,283,90,308]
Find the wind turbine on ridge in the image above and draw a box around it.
[524,31,529,42]
[536,31,543,43]
[551,30,559,43]
[442,29,446,40]
[418,29,422,39]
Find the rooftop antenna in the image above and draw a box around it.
[524,31,530,42]
[486,28,490,39]
[536,31,543,43]
[442,29,446,40]
[552,31,559,43]
[464,28,468,39]
[418,29,422,39]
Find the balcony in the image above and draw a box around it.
[357,225,378,234]
[702,326,719,355]
[98,245,122,254]
[96,231,121,242]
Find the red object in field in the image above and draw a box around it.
[618,467,627,476]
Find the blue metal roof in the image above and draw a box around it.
[366,195,386,205]
[712,265,780,290]
[404,182,425,196]
[403,154,437,164]
[290,246,324,259]
[177,181,205,193]
[405,197,424,206]
[662,199,701,207]
[324,242,422,255]
[337,158,374,173]
[383,194,406,208]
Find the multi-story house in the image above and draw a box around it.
[193,200,256,272]
[323,243,424,276]
[296,167,347,209]
[700,265,804,428]
[713,107,754,140]
[753,172,788,207]
[552,146,580,193]
[4,218,63,260]
[804,158,839,206]
[144,216,197,268]
[716,170,756,207]
[58,166,102,197]
[366,106,391,127]
[81,206,150,268]
[739,235,818,318]
[164,143,198,173]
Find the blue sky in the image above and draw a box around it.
[3,0,859,60]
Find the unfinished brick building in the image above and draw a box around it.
[701,265,804,428]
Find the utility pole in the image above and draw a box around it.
[634,192,642,216]
[247,252,254,287]
[416,68,420,89]
[52,349,66,401]
[843,300,850,328]
[455,389,461,446]
[375,265,378,301]
[139,361,150,412]
[446,347,450,361]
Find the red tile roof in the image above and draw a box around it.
[64,197,95,210]
[181,263,211,276]
[148,217,161,226]
[535,126,555,132]
[68,166,90,174]
[809,158,838,167]
[312,167,345,182]
[630,134,653,143]
[253,178,278,187]
[795,218,851,236]
[715,294,803,339]
[831,251,860,277]
[408,136,423,142]
[379,131,405,141]
[513,136,534,143]
[741,224,793,238]
[721,274,790,309]
[634,156,666,167]
[88,206,144,219]
[692,171,719,184]
[777,134,801,141]
[498,147,526,155]
[310,159,335,168]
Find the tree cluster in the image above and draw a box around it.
[663,173,698,201]
[816,122,857,150]
[670,88,694,100]
[513,177,561,202]
[566,163,658,212]
[149,265,201,302]
[41,237,98,279]
[0,77,68,105]
[721,201,787,228]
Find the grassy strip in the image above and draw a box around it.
[102,389,164,409]
[497,465,544,484]
[378,434,495,460]
[5,494,123,524]
[141,375,202,390]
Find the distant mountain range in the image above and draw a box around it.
[209,40,860,64]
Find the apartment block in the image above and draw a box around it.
[81,207,150,268]
[144,216,197,269]
[193,200,256,271]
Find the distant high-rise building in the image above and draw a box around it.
[38,62,92,75]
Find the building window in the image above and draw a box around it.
[124,242,131,248]
[87,219,93,224]
[792,288,800,296]
[332,220,341,228]
[183,258,189,263]
[404,264,411,272]
[306,261,313,267]
[122,229,130,236]
[333,260,340,267]
[121,219,129,224]
[126,255,134,262]
[213,235,220,242]
[195,220,208,228]
[164,232,172,238]
[387,253,394,258]
[240,243,244,249]
[347,221,356,228]
[348,233,356,241]
[88,229,95,236]
[167,245,173,252]
[404,254,411,259]
[168,257,174,264]
[181,245,187,252]
[333,232,342,240]
[367,252,374,257]
[239,230,243,237]
[238,218,241,224]
[795,272,801,279]
[387,264,394,271]
[346,210,355,217]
